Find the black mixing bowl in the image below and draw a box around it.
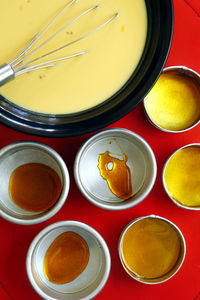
[0,0,173,137]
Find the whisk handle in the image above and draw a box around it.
[0,64,15,87]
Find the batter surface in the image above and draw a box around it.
[0,0,147,114]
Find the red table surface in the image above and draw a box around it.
[0,0,200,299]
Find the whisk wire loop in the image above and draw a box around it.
[13,4,99,70]
[15,12,118,74]
[10,0,77,67]
[15,51,86,76]
[0,0,118,86]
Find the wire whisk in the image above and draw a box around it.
[0,0,118,86]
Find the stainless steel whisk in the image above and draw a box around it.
[0,0,118,86]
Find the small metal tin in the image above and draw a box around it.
[118,215,186,284]
[74,128,157,210]
[162,143,200,210]
[26,220,111,300]
[0,141,70,225]
[144,66,200,133]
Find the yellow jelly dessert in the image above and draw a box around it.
[164,146,200,207]
[145,69,200,131]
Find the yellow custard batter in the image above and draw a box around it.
[0,0,147,114]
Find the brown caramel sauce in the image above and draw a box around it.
[9,163,62,212]
[44,232,89,284]
[98,140,132,199]
[121,218,181,279]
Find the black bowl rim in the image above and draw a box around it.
[0,0,174,137]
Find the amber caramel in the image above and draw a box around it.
[9,163,62,212]
[121,218,181,279]
[98,150,132,199]
[44,232,89,284]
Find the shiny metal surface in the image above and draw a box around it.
[74,128,157,210]
[0,141,70,224]
[26,221,111,300]
[143,66,200,133]
[162,143,200,210]
[0,64,15,86]
[118,215,186,284]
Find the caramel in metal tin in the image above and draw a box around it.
[9,163,62,212]
[98,140,132,199]
[43,232,89,284]
[121,218,181,279]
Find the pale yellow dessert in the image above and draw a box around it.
[164,146,200,207]
[145,69,200,131]
[0,0,147,114]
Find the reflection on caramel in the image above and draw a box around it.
[98,150,132,199]
[121,218,181,279]
[145,69,200,131]
[9,163,62,212]
[44,232,89,284]
[164,146,200,207]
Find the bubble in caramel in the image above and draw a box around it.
[98,140,132,199]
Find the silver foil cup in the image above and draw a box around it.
[26,221,111,300]
[74,128,157,210]
[144,66,200,133]
[0,141,70,224]
[162,143,200,210]
[118,215,186,284]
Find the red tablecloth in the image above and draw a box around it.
[0,0,200,299]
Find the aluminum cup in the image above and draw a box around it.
[0,141,70,224]
[162,143,200,210]
[118,215,186,284]
[144,66,200,133]
[74,128,157,210]
[26,221,111,300]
